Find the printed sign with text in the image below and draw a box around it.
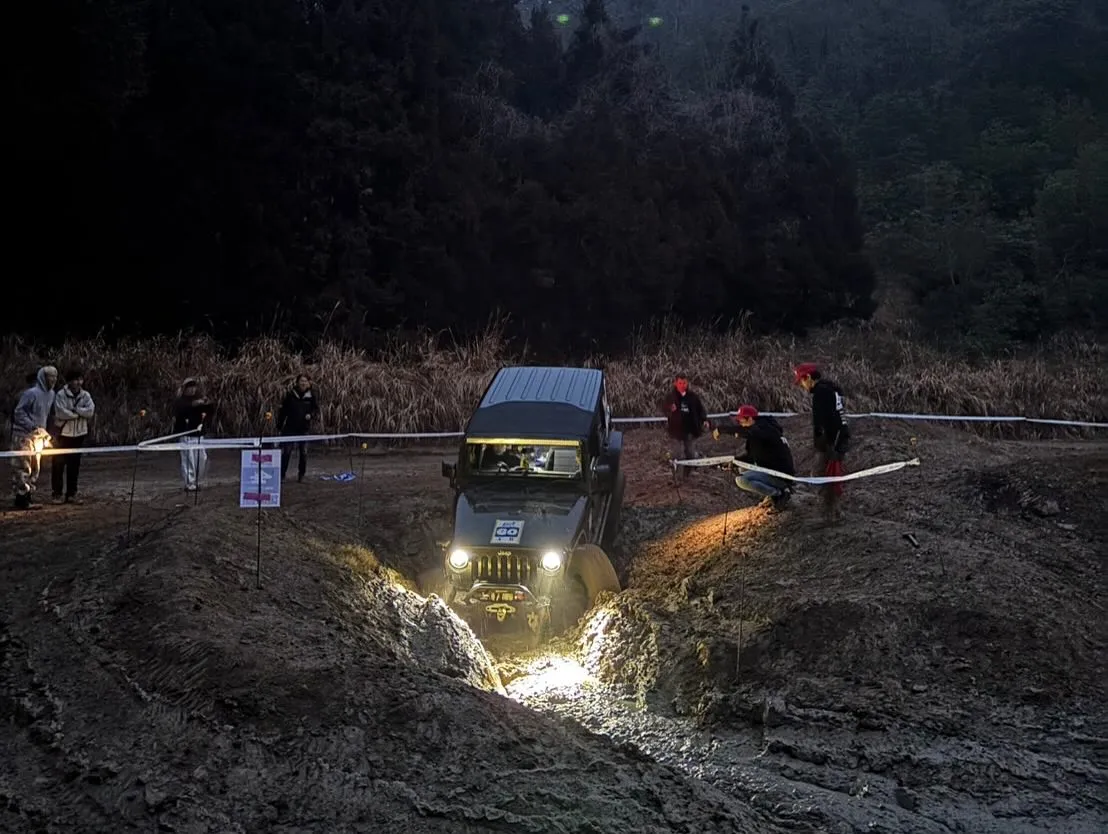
[240,449,282,508]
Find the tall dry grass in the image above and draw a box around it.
[1,323,1104,444]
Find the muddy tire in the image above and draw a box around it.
[601,470,626,552]
[570,543,621,604]
[549,576,589,636]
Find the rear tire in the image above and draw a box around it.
[601,470,626,552]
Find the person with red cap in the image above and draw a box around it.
[793,363,851,522]
[660,374,709,478]
[712,405,795,510]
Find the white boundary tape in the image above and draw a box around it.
[670,454,922,485]
[1,409,1103,459]
[619,411,1108,428]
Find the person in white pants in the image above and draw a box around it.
[172,378,212,491]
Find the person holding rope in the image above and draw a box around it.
[713,405,795,511]
[660,374,710,479]
[173,377,212,492]
[277,373,320,482]
[9,365,57,510]
[794,363,850,523]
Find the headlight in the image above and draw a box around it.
[540,551,563,572]
[447,549,471,571]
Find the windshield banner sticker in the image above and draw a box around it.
[491,519,524,545]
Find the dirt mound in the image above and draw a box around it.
[0,496,781,834]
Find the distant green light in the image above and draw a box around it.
[648,16,663,26]
[556,13,570,24]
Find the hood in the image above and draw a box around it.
[452,488,587,552]
[36,366,57,391]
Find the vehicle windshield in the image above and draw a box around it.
[466,440,582,478]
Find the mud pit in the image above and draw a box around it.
[2,429,1106,833]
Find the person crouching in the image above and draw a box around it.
[713,405,795,510]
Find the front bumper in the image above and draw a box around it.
[454,581,546,625]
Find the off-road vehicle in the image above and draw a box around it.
[429,366,625,639]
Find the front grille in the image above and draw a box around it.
[472,550,536,585]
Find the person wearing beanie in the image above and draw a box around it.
[50,367,95,504]
[713,404,795,510]
[276,373,320,482]
[794,363,851,522]
[660,374,710,479]
[9,365,58,509]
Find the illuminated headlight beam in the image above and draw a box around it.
[448,549,471,570]
[540,550,562,572]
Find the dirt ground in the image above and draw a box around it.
[1,426,1106,833]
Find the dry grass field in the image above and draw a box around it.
[2,322,1105,443]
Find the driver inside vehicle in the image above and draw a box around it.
[469,443,579,475]
[482,444,523,470]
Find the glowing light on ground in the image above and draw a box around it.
[504,654,592,701]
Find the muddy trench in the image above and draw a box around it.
[478,484,1108,834]
[1,438,1106,834]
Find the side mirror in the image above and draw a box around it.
[441,460,456,481]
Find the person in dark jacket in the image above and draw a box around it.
[660,374,709,479]
[276,374,320,482]
[713,405,795,510]
[794,363,851,522]
[173,378,212,491]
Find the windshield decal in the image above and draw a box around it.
[491,519,524,545]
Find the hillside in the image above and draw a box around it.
[2,424,1105,833]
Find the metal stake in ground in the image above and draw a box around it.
[256,412,272,588]
[356,442,368,530]
[125,448,140,546]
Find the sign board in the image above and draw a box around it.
[240,449,281,508]
[490,519,524,545]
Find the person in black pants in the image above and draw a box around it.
[277,374,320,482]
[51,368,96,503]
[660,374,709,479]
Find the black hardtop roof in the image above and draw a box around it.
[464,366,604,441]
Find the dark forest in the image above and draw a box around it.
[7,0,1106,353]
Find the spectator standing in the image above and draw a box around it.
[9,365,57,510]
[174,378,212,491]
[51,368,95,504]
[660,374,710,479]
[277,373,320,482]
[794,363,851,523]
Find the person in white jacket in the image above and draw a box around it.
[51,367,95,504]
[9,365,57,509]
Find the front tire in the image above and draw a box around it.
[417,566,454,604]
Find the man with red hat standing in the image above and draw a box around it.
[794,363,851,522]
[713,405,795,510]
[660,374,709,479]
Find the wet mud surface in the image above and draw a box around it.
[2,429,1106,832]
